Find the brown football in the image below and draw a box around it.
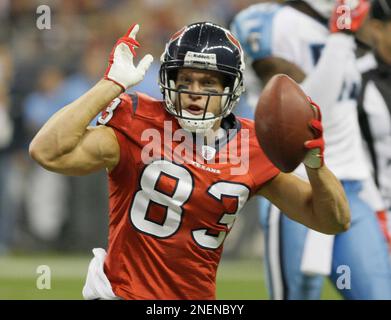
[254,74,318,173]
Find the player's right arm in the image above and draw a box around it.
[251,33,354,111]
[252,56,305,85]
[29,80,122,175]
[29,24,153,176]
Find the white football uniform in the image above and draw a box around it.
[231,2,391,300]
[231,2,370,180]
[358,52,391,213]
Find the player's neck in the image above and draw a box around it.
[208,119,225,144]
[195,121,225,146]
[212,118,222,132]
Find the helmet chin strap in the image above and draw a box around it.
[176,109,221,135]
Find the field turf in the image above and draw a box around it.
[0,254,341,300]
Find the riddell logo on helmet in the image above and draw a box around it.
[140,121,250,176]
[192,53,213,59]
[184,52,217,67]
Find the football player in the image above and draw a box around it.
[231,0,391,299]
[29,22,349,299]
[357,0,391,250]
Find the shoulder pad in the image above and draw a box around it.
[231,3,281,62]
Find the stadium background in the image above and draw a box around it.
[0,0,341,299]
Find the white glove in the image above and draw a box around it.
[104,24,153,91]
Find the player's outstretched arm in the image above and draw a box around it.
[259,166,350,235]
[29,24,153,175]
[258,99,350,234]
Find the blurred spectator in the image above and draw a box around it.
[0,44,15,254]
[22,65,69,243]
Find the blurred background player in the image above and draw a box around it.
[0,44,15,255]
[356,0,391,251]
[231,0,391,299]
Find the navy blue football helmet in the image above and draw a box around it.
[159,22,245,133]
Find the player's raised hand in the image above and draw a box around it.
[303,98,324,169]
[104,24,154,91]
[329,0,371,33]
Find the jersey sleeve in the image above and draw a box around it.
[97,93,138,135]
[249,141,280,196]
[97,92,139,178]
[239,118,280,195]
[230,3,281,62]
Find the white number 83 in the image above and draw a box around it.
[129,160,250,250]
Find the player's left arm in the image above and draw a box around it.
[258,167,350,235]
[258,98,350,234]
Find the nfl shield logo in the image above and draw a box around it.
[201,145,216,161]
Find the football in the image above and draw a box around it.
[254,74,318,173]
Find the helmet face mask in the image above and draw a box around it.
[159,22,245,134]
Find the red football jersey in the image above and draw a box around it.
[98,92,279,299]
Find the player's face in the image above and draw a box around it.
[175,68,225,117]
